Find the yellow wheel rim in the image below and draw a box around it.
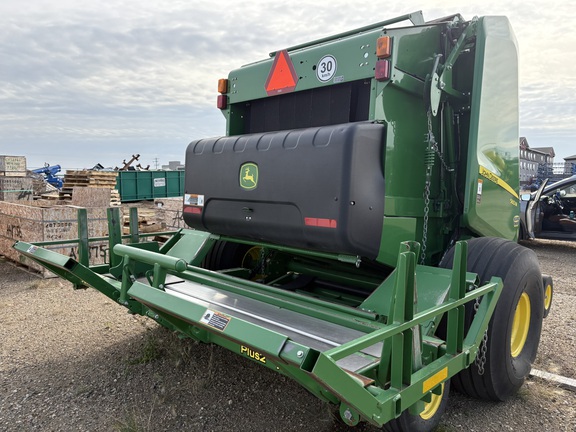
[511,292,531,358]
[241,246,261,268]
[420,383,444,421]
[242,247,264,280]
[544,284,552,312]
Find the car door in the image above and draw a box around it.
[525,179,548,239]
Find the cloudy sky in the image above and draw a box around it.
[1,0,574,170]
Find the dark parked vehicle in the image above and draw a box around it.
[520,175,576,241]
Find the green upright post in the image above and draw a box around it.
[446,241,467,355]
[129,207,140,244]
[77,208,89,267]
[107,207,123,268]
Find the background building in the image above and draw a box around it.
[519,137,555,186]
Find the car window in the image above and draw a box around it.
[557,184,576,197]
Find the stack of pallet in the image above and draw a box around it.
[122,206,163,233]
[59,170,118,198]
[59,170,119,206]
[110,190,121,207]
[0,156,33,202]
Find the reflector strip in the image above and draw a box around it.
[265,49,298,96]
[304,217,337,228]
[422,367,448,394]
[184,206,202,215]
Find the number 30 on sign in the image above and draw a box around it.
[316,55,337,82]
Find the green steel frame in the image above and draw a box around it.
[13,208,502,427]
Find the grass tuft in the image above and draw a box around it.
[129,334,163,365]
[113,398,157,432]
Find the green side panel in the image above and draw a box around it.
[376,217,417,266]
[360,264,474,328]
[375,26,444,264]
[164,229,215,265]
[117,170,185,202]
[463,17,519,240]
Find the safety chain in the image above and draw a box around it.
[421,110,454,264]
[421,180,431,264]
[427,110,454,173]
[474,296,488,375]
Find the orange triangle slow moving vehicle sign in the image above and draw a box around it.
[265,50,298,96]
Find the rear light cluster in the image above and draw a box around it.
[375,35,392,81]
[217,78,228,109]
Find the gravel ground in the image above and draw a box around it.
[0,239,575,432]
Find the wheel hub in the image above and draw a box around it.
[511,292,531,358]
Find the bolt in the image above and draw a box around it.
[154,314,159,320]
[296,350,304,358]
[344,409,353,421]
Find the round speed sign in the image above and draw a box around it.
[316,55,337,82]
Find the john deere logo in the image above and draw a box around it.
[240,163,258,190]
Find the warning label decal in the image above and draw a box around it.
[184,194,205,206]
[200,309,231,332]
[476,179,483,204]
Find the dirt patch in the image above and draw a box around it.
[1,239,575,431]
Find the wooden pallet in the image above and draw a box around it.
[40,193,60,200]
[59,170,118,200]
[110,189,121,207]
[122,207,161,233]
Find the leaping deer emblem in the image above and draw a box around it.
[243,167,255,186]
[240,163,258,189]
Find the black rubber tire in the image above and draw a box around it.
[439,237,544,401]
[202,241,251,270]
[542,274,553,318]
[384,381,450,432]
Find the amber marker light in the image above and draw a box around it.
[376,36,391,58]
[218,78,228,94]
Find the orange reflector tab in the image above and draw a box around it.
[376,36,391,58]
[375,59,391,81]
[265,49,298,96]
[304,217,337,229]
[217,94,227,110]
[218,78,228,94]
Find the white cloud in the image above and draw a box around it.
[0,0,575,168]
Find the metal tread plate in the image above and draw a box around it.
[161,275,382,372]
